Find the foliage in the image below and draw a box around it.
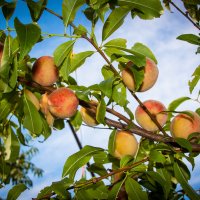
[0,0,200,199]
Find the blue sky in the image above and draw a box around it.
[0,0,200,199]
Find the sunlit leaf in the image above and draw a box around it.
[14,18,41,61]
[102,7,130,41]
[118,0,163,19]
[53,40,75,67]
[96,97,106,124]
[62,145,103,179]
[62,0,85,26]
[108,129,117,156]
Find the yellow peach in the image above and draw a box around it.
[135,100,168,131]
[80,101,99,126]
[114,131,138,159]
[32,56,58,86]
[170,111,200,139]
[122,58,158,92]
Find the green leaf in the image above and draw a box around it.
[125,177,148,200]
[108,179,125,199]
[14,18,41,61]
[62,145,103,179]
[131,43,157,64]
[88,163,107,176]
[108,129,117,155]
[0,35,12,80]
[168,97,191,120]
[2,1,16,20]
[149,150,166,164]
[23,94,43,135]
[104,38,127,48]
[96,97,106,124]
[7,184,27,200]
[189,65,200,93]
[101,65,115,79]
[112,82,127,106]
[99,77,115,98]
[102,7,130,41]
[70,51,94,73]
[70,111,82,131]
[174,162,200,200]
[120,155,134,168]
[118,0,163,19]
[26,0,47,22]
[62,0,85,26]
[4,127,20,162]
[175,138,192,152]
[73,24,88,36]
[53,40,75,67]
[177,34,200,45]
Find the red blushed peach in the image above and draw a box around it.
[170,111,200,139]
[47,87,79,119]
[32,56,58,86]
[135,100,168,131]
[114,131,138,159]
[122,58,158,92]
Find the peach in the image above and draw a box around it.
[170,111,200,139]
[32,56,58,86]
[114,131,138,159]
[47,87,79,119]
[80,101,99,126]
[121,58,158,92]
[24,89,40,110]
[135,100,168,131]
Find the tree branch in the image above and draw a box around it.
[168,0,200,30]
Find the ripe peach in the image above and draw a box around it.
[135,100,168,131]
[0,43,3,65]
[121,58,158,92]
[114,131,138,159]
[80,101,99,126]
[40,93,54,126]
[24,89,40,110]
[32,56,58,86]
[170,111,200,139]
[47,87,79,119]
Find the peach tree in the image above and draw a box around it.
[0,0,200,199]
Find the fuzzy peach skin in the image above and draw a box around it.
[0,43,3,65]
[80,106,98,126]
[135,100,168,131]
[114,131,138,159]
[32,56,58,86]
[47,87,79,119]
[170,111,200,139]
[24,89,40,110]
[122,57,159,92]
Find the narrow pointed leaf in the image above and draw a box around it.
[14,18,41,61]
[174,162,200,200]
[62,145,103,179]
[7,184,27,200]
[102,7,130,41]
[53,40,75,67]
[125,177,148,200]
[62,0,85,26]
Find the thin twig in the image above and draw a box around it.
[168,0,200,30]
